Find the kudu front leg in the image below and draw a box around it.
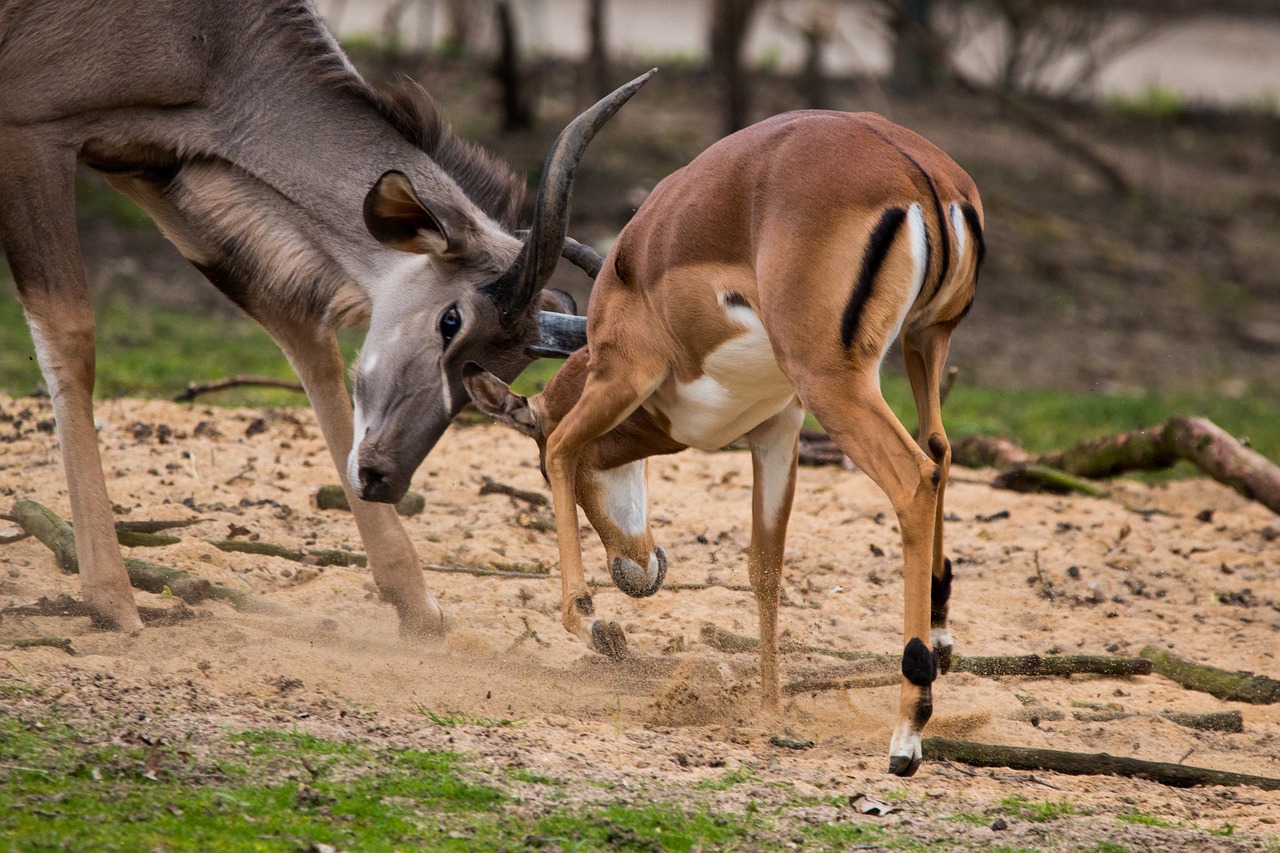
[801,374,940,777]
[266,321,443,639]
[1,145,143,631]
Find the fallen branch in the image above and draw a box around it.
[12,500,275,613]
[315,484,426,517]
[923,737,1280,790]
[117,530,181,548]
[1072,709,1244,733]
[173,375,304,402]
[209,539,367,568]
[1,595,196,625]
[1140,646,1280,704]
[703,624,1151,676]
[9,637,75,655]
[115,519,204,534]
[955,417,1280,514]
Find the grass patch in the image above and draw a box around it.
[998,794,1080,823]
[1117,810,1176,828]
[695,766,760,791]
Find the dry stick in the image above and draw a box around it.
[209,539,367,568]
[11,500,273,613]
[1140,646,1280,705]
[479,477,550,508]
[703,623,1151,677]
[10,638,76,656]
[923,738,1280,790]
[173,375,305,402]
[115,519,205,534]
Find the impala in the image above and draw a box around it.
[0,0,638,635]
[465,110,984,776]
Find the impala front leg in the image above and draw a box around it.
[544,361,662,658]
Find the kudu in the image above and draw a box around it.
[465,111,984,776]
[0,0,639,635]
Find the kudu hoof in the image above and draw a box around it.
[888,753,922,777]
[610,547,668,598]
[590,620,629,659]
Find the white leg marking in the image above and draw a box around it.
[594,460,648,536]
[751,402,804,527]
[889,719,923,765]
[931,628,954,649]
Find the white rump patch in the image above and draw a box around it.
[593,460,648,536]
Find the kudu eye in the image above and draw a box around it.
[439,305,462,347]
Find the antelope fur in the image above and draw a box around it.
[467,110,984,777]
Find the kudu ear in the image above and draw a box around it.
[538,288,578,315]
[462,363,540,439]
[364,171,457,256]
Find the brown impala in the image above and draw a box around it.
[0,0,643,636]
[466,110,984,776]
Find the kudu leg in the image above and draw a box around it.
[903,326,955,672]
[0,146,142,631]
[545,362,664,658]
[744,401,804,712]
[266,321,443,638]
[797,371,940,777]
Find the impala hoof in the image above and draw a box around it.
[590,619,628,659]
[888,753,922,777]
[610,547,668,598]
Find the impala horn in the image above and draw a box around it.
[487,69,656,328]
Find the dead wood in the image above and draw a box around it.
[1072,709,1244,733]
[208,539,367,568]
[115,519,204,534]
[1140,646,1280,704]
[949,416,1280,514]
[923,737,1280,790]
[9,637,76,655]
[172,375,304,402]
[117,530,182,548]
[703,623,1150,677]
[12,500,274,613]
[479,476,550,508]
[315,484,426,517]
[1,594,196,625]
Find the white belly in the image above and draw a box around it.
[643,305,796,450]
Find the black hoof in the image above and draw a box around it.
[590,620,628,659]
[888,754,922,777]
[610,547,668,598]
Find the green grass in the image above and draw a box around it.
[418,707,521,729]
[0,710,929,852]
[998,794,1080,822]
[3,289,1278,470]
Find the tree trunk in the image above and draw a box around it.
[494,0,534,132]
[888,0,938,94]
[708,0,760,135]
[584,0,612,99]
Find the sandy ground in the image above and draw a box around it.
[2,392,1279,850]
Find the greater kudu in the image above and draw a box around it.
[0,0,642,634]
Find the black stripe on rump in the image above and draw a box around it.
[841,207,906,350]
[961,202,985,274]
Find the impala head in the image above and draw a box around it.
[463,359,668,599]
[349,71,654,504]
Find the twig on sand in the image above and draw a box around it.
[9,637,75,655]
[1140,646,1280,705]
[172,375,304,402]
[479,477,550,508]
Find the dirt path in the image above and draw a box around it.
[2,393,1279,849]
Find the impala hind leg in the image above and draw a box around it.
[904,325,956,673]
[266,320,443,639]
[545,358,666,659]
[797,372,941,777]
[1,144,142,631]
[745,401,804,712]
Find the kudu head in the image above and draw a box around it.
[463,357,668,599]
[349,72,653,504]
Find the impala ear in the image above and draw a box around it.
[364,170,455,255]
[463,362,540,439]
[537,288,578,315]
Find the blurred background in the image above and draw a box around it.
[1,0,1278,458]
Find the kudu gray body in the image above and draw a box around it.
[0,0,627,634]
